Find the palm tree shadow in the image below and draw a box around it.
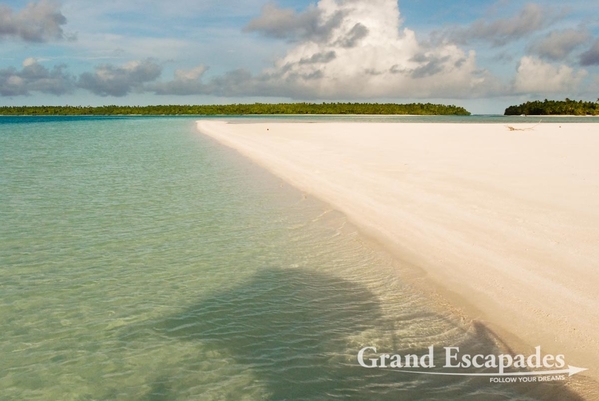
[144,268,587,400]
[153,268,385,399]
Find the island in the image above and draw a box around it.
[0,102,470,116]
[504,98,599,116]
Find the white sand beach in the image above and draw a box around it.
[197,120,599,381]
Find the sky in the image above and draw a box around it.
[1,0,599,114]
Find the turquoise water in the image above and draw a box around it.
[0,116,587,400]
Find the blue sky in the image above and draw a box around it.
[1,0,598,113]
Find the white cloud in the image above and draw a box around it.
[22,57,39,67]
[0,58,74,96]
[149,65,209,95]
[512,56,587,94]
[0,0,68,42]
[174,65,207,81]
[233,0,495,99]
[528,29,590,61]
[77,59,162,96]
[244,2,344,42]
[444,3,555,46]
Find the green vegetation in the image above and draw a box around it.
[0,102,470,116]
[504,99,599,116]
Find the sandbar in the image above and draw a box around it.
[197,120,599,382]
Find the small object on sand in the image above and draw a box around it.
[505,120,542,131]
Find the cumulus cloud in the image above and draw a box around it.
[528,29,590,61]
[0,0,67,42]
[77,59,162,96]
[139,0,497,99]
[243,2,344,43]
[149,65,208,95]
[227,0,495,99]
[335,22,368,48]
[512,56,587,94]
[446,3,552,46]
[580,39,599,66]
[0,58,74,96]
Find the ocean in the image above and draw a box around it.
[0,116,587,400]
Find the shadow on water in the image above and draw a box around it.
[140,268,585,401]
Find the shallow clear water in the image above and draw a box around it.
[0,116,587,400]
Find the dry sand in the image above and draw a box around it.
[197,120,599,381]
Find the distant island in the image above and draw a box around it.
[0,103,470,116]
[505,99,599,116]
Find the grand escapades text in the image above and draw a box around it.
[357,346,565,373]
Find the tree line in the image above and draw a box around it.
[504,99,599,116]
[0,102,470,116]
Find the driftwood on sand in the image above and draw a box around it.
[505,121,542,131]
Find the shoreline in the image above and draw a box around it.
[196,120,599,385]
